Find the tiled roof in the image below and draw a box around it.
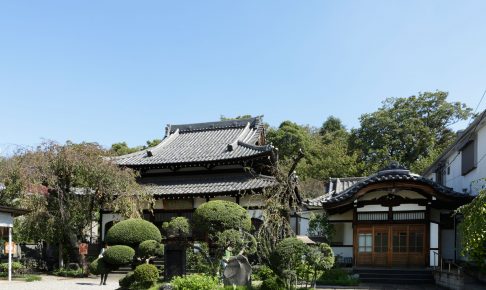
[306,162,472,207]
[113,116,274,167]
[139,172,277,197]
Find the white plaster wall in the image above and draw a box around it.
[101,213,122,240]
[445,124,486,196]
[441,229,455,260]
[239,195,264,207]
[392,204,426,211]
[330,222,353,245]
[430,222,439,249]
[328,210,353,221]
[210,196,236,203]
[248,209,263,220]
[332,246,353,258]
[0,212,13,227]
[357,205,388,212]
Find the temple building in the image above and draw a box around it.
[100,116,278,240]
[303,163,472,268]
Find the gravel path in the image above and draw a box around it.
[0,274,124,290]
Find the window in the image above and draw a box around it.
[461,140,476,175]
[358,233,372,253]
[393,232,407,252]
[408,232,424,252]
[374,232,388,253]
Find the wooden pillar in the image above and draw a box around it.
[8,226,12,282]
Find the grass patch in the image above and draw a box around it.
[24,274,42,282]
[316,268,359,286]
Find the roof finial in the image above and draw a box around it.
[165,124,171,136]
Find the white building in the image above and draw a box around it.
[423,109,486,196]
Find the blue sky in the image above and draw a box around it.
[1,1,486,153]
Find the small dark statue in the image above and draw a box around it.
[223,255,252,287]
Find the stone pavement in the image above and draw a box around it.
[0,273,125,290]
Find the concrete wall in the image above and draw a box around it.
[434,271,464,290]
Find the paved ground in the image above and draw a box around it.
[316,284,443,290]
[0,274,125,290]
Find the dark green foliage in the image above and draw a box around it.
[351,91,473,174]
[106,219,162,246]
[456,186,486,269]
[260,276,285,290]
[171,273,219,290]
[52,267,85,277]
[89,258,112,275]
[103,245,136,266]
[133,264,159,287]
[307,213,334,243]
[193,200,252,236]
[0,262,24,274]
[269,237,308,288]
[252,264,275,281]
[186,243,212,275]
[317,268,359,286]
[215,229,257,256]
[139,240,164,258]
[162,216,190,238]
[119,272,135,289]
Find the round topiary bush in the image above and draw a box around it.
[89,257,112,275]
[139,240,164,258]
[103,245,136,266]
[106,219,162,246]
[269,237,308,277]
[133,263,159,287]
[162,216,190,238]
[119,272,135,289]
[193,200,251,235]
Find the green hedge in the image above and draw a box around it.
[89,258,112,275]
[193,200,251,235]
[103,245,135,266]
[139,240,164,258]
[0,262,24,274]
[119,272,135,289]
[133,263,159,287]
[106,219,162,246]
[171,273,219,290]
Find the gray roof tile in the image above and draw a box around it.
[113,116,273,167]
[139,172,277,197]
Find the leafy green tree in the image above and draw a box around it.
[0,141,153,267]
[307,212,335,243]
[110,142,142,156]
[269,237,309,289]
[456,186,486,269]
[220,115,253,121]
[351,91,473,174]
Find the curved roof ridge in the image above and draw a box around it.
[168,116,262,134]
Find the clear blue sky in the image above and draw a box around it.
[1,1,486,154]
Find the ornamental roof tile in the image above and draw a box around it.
[306,162,471,207]
[139,172,277,197]
[113,116,274,167]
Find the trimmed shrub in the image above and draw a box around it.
[52,267,85,277]
[103,245,135,266]
[119,272,135,289]
[133,263,159,287]
[89,258,112,275]
[139,240,164,258]
[253,264,275,281]
[0,262,24,274]
[193,200,251,236]
[260,276,285,290]
[317,268,359,286]
[162,216,190,238]
[171,273,219,290]
[106,219,162,246]
[270,237,308,276]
